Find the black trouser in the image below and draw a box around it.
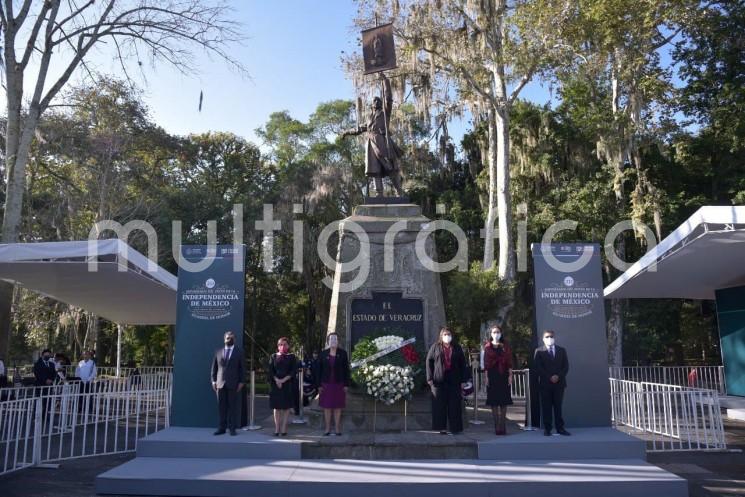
[431,370,463,433]
[540,385,565,431]
[217,386,239,430]
[78,381,95,415]
[36,386,51,422]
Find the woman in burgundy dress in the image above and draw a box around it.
[481,325,513,435]
[315,333,350,436]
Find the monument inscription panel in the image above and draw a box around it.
[349,291,423,348]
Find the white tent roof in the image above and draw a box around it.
[0,239,177,324]
[604,206,745,300]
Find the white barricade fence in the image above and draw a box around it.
[0,372,172,475]
[609,366,726,396]
[10,365,173,380]
[609,378,727,451]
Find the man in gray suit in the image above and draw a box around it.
[211,331,244,435]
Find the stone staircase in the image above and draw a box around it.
[96,426,689,497]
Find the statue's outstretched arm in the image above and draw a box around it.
[341,124,366,138]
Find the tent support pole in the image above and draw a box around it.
[116,323,123,377]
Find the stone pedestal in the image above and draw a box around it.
[326,203,446,350]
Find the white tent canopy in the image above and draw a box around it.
[604,206,745,300]
[0,239,177,324]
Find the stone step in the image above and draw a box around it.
[136,427,302,459]
[135,426,645,461]
[96,457,688,497]
[477,427,647,460]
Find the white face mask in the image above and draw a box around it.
[442,335,452,344]
[328,336,338,347]
[543,337,555,347]
[491,332,501,341]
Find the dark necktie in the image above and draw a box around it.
[550,347,555,358]
[223,348,230,361]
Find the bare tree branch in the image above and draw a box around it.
[13,0,34,28]
[20,2,53,69]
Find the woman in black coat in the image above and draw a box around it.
[315,332,351,436]
[268,337,298,436]
[426,327,471,434]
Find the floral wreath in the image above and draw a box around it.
[350,329,425,405]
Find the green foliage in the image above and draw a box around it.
[9,0,742,370]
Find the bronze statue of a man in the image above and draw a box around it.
[343,73,404,197]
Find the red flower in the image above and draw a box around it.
[401,344,420,365]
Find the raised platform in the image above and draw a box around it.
[477,427,646,460]
[721,395,745,421]
[96,426,686,497]
[96,457,687,497]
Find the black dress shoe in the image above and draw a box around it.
[544,429,552,436]
[557,429,571,436]
[213,429,226,436]
[229,429,237,436]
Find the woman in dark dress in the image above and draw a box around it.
[268,337,298,436]
[316,332,350,436]
[482,325,513,435]
[426,327,471,435]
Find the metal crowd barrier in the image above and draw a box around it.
[9,365,173,380]
[609,365,726,396]
[609,378,727,451]
[0,372,172,475]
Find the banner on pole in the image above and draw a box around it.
[531,243,611,428]
[171,245,246,427]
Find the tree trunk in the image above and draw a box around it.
[494,107,515,282]
[483,106,499,271]
[605,54,626,367]
[0,56,25,362]
[607,298,624,366]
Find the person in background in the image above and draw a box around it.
[127,360,142,388]
[54,353,68,383]
[534,330,571,436]
[0,356,7,389]
[481,325,513,435]
[34,349,56,387]
[268,337,298,436]
[211,331,244,436]
[34,349,57,419]
[426,327,471,435]
[76,350,97,392]
[316,332,350,436]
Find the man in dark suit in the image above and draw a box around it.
[533,330,571,436]
[34,349,57,387]
[211,331,244,436]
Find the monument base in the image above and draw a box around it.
[326,202,446,350]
